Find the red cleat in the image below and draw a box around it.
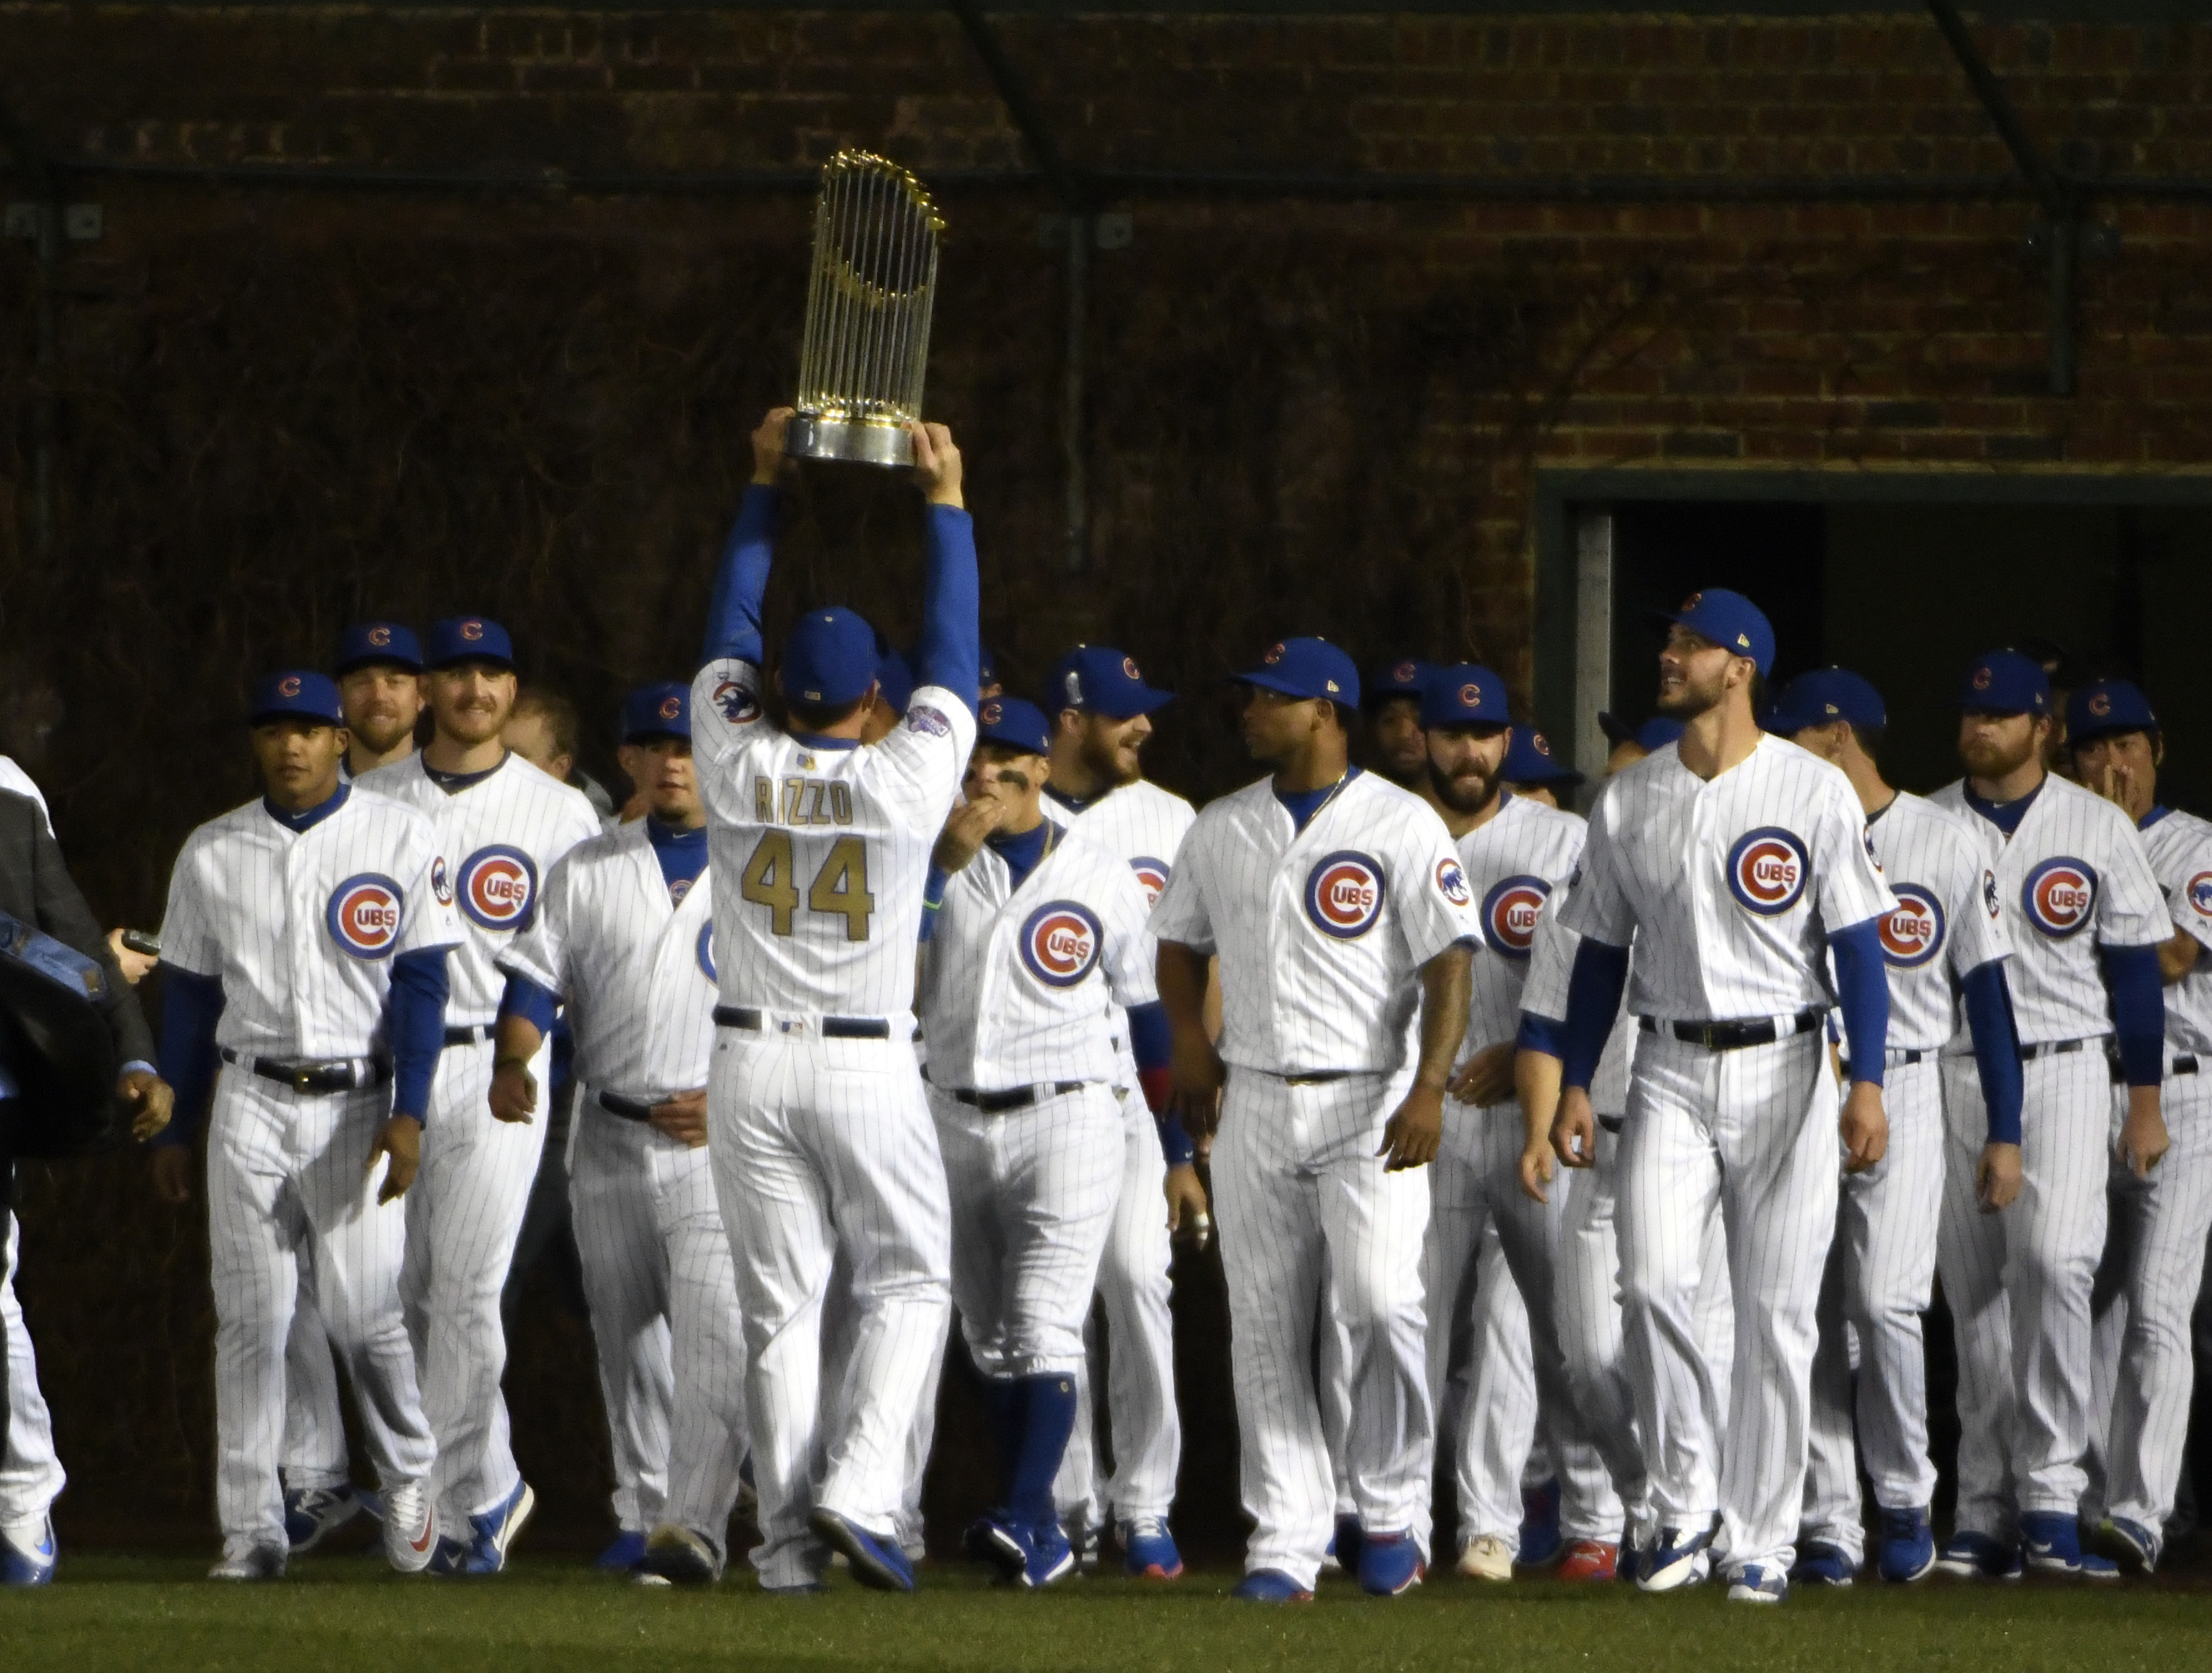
[1556,1540,1619,1583]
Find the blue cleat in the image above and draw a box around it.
[964,1515,1027,1584]
[2093,1515,2160,1576]
[1022,1520,1076,1589]
[1332,1513,1364,1574]
[0,1513,57,1587]
[1356,1529,1425,1596]
[1233,1568,1314,1603]
[1727,1564,1788,1604]
[1790,1541,1855,1587]
[594,1530,648,1573]
[811,1507,916,1593]
[2020,1511,2117,1579]
[1120,1516,1184,1580]
[1878,1506,1936,1584]
[283,1485,363,1554]
[1936,1529,2022,1580]
[425,1535,469,1576]
[457,1479,535,1576]
[1518,1478,1563,1568]
[1637,1525,1712,1593]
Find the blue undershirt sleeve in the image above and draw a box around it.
[387,948,451,1123]
[1960,959,2025,1146]
[1830,919,1891,1088]
[918,865,952,944]
[702,484,778,666]
[2100,942,2167,1089]
[911,504,979,713]
[1516,1011,1568,1059]
[1561,939,1630,1092]
[496,970,561,1038]
[152,969,225,1148]
[1123,1000,1194,1166]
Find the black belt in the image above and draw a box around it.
[1639,1009,1825,1052]
[597,1092,657,1122]
[713,1005,890,1041]
[1841,1048,1928,1077]
[1598,1113,1624,1135]
[945,1081,1087,1115]
[2108,1054,2198,1085]
[221,1048,389,1095]
[444,1023,495,1047]
[2019,1037,2092,1062]
[1286,1071,1351,1087]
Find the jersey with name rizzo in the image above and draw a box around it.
[2134,806,2212,1055]
[1855,792,2012,1055]
[160,788,461,1058]
[1457,794,1588,1059]
[357,753,601,1027]
[495,820,719,1100]
[1148,769,1482,1076]
[1560,735,1893,1019]
[1929,773,2165,1044]
[920,823,1158,1091]
[689,665,976,1022]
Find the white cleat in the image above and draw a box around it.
[382,1479,438,1574]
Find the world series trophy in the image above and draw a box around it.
[785,150,944,469]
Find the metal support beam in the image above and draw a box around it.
[0,95,59,566]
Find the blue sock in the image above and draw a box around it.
[1006,1373,1079,1530]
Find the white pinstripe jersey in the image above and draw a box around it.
[1148,768,1482,1077]
[1521,911,1634,1118]
[1561,734,1893,1021]
[1457,793,1587,1060]
[158,788,461,1059]
[2135,805,2212,1055]
[690,656,974,1021]
[495,820,719,1102]
[919,823,1158,1092]
[357,752,600,1028]
[1930,772,2166,1045]
[1856,791,2012,1055]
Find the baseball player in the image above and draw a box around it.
[2063,680,2211,1575]
[1929,651,2168,1581]
[689,408,975,1594]
[337,623,427,780]
[918,696,1166,1586]
[148,671,454,1579]
[1152,636,1478,1601]
[1552,589,1894,1604]
[491,682,748,1586]
[1501,727,1583,809]
[1038,644,1201,1579]
[1768,668,2022,1586]
[359,616,599,1573]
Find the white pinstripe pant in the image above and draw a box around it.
[1,1220,66,1524]
[1212,1067,1432,1589]
[1803,1057,1945,1561]
[1619,1029,1838,1577]
[708,1029,950,1591]
[1937,1048,2110,1530]
[279,1286,350,1492]
[570,1102,751,1554]
[402,1038,550,1530]
[208,1071,436,1556]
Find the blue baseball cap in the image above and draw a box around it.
[978,643,1001,694]
[876,649,915,716]
[2067,679,2158,745]
[1960,649,2051,717]
[248,670,345,727]
[621,682,691,744]
[1767,667,1887,738]
[1503,726,1583,788]
[1648,587,1775,677]
[334,621,424,674]
[974,696,1052,756]
[1047,645,1174,720]
[1598,712,1686,753]
[1235,638,1360,707]
[425,615,515,671]
[782,606,880,707]
[1364,657,1432,709]
[1420,663,1511,731]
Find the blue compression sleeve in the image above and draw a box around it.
[1960,959,2025,1146]
[702,484,778,666]
[1124,1000,1194,1165]
[912,504,979,713]
[387,948,451,1123]
[496,970,560,1037]
[153,968,225,1147]
[2101,943,2168,1089]
[918,864,952,944]
[1516,1011,1568,1059]
[1561,939,1629,1092]
[1830,920,1891,1087]
[1127,1001,1172,1076]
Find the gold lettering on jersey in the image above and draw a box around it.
[752,776,857,829]
[754,777,774,822]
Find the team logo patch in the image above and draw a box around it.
[2188,871,2212,919]
[430,856,453,906]
[658,694,682,722]
[1304,851,1386,939]
[277,674,302,699]
[980,699,1002,725]
[711,678,760,725]
[696,921,717,982]
[460,619,485,642]
[1393,660,1418,684]
[1264,643,1285,665]
[2088,691,2112,717]
[1725,827,1810,916]
[669,876,693,906]
[326,873,404,959]
[458,845,539,931]
[2022,857,2097,938]
[1435,857,1473,907]
[367,624,392,648]
[1530,731,1554,759]
[1020,902,1104,987]
[1130,856,1171,906]
[1880,883,1946,969]
[1971,664,1993,692]
[1481,875,1551,960]
[1983,868,2001,919]
[1123,656,1142,681]
[906,703,952,738]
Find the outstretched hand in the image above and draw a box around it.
[909,421,964,508]
[752,408,794,485]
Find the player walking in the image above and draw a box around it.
[1551,590,1894,1605]
[1152,637,1478,1601]
[689,408,976,1594]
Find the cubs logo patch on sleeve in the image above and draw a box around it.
[327,874,404,959]
[1983,869,2001,919]
[2021,857,2098,938]
[1435,857,1473,908]
[431,856,454,906]
[1304,851,1385,940]
[1725,827,1810,916]
[458,845,540,932]
[1019,902,1104,987]
[711,677,762,725]
[1130,856,1171,907]
[696,920,717,982]
[1480,875,1551,961]
[2190,871,2212,919]
[1879,883,1946,969]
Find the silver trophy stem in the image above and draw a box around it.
[785,414,916,468]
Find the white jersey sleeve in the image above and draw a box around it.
[158,828,223,979]
[2141,808,2212,1055]
[1147,841,1216,956]
[497,848,575,997]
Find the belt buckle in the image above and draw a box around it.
[290,1067,316,1092]
[1697,1023,1721,1051]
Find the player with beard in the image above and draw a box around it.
[337,624,427,780]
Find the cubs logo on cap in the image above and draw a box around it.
[1482,875,1551,961]
[1020,901,1104,988]
[696,921,717,982]
[2088,691,2110,717]
[460,619,484,641]
[712,678,762,725]
[458,845,538,931]
[1460,683,1483,707]
[1435,858,1473,908]
[326,874,404,960]
[278,676,302,699]
[1725,827,1810,916]
[431,857,453,906]
[1533,734,1553,757]
[1264,644,1285,664]
[367,626,391,648]
[2189,873,2212,918]
[1304,851,1385,939]
[2022,856,2097,938]
[1394,661,1417,684]
[659,695,681,722]
[1130,856,1171,907]
[981,700,1002,725]
[1973,667,1992,691]
[1880,884,1946,969]
[1123,656,1141,680]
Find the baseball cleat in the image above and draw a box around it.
[208,1546,287,1582]
[763,1580,828,1596]
[425,1535,469,1576]
[811,1507,916,1592]
[1231,1568,1314,1603]
[1556,1540,1618,1583]
[1878,1506,1936,1584]
[1120,1516,1184,1580]
[1637,1526,1712,1593]
[2092,1516,2160,1576]
[1518,1478,1564,1568]
[457,1478,535,1576]
[283,1485,363,1554]
[1331,1513,1365,1574]
[1457,1533,1514,1582]
[964,1516,1028,1584]
[1021,1520,1077,1589]
[594,1530,648,1571]
[1069,1521,1100,1574]
[0,1513,57,1587]
[639,1525,722,1586]
[2019,1511,2117,1579]
[1357,1530,1424,1596]
[381,1479,437,1574]
[1727,1564,1788,1604]
[631,1572,673,1589]
[1790,1541,1855,1586]
[1935,1530,2022,1580]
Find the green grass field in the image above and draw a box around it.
[4,1554,2208,1672]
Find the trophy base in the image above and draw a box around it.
[786,413,914,468]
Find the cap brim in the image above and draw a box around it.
[622,727,690,745]
[1597,711,1635,745]
[428,654,514,672]
[2065,718,2154,746]
[248,709,342,728]
[1236,670,1338,702]
[1086,686,1175,720]
[335,655,424,675]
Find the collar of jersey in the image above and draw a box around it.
[263,780,350,834]
[2141,803,2172,831]
[787,729,860,752]
[422,749,510,792]
[1042,781,1105,816]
